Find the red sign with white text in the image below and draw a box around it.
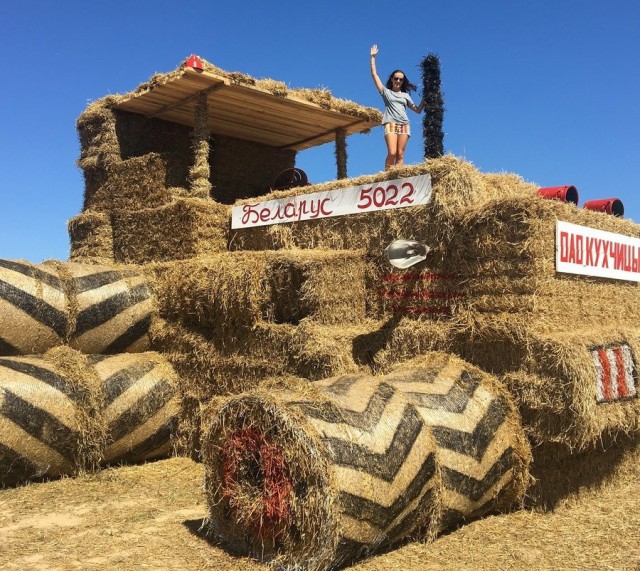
[231,174,432,229]
[556,220,640,282]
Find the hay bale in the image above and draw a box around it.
[360,316,458,372]
[287,320,377,380]
[368,261,464,320]
[148,250,369,336]
[0,260,154,356]
[381,353,531,527]
[53,261,155,354]
[0,348,104,486]
[83,154,175,212]
[149,319,290,400]
[266,249,367,326]
[111,198,230,263]
[147,253,271,336]
[501,327,640,450]
[228,156,486,253]
[76,101,121,171]
[0,348,181,487]
[211,136,297,204]
[68,210,115,264]
[0,259,67,354]
[89,352,180,465]
[152,315,380,399]
[527,432,640,509]
[203,377,441,570]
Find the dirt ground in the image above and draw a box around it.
[1,449,639,571]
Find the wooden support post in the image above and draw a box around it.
[335,128,347,180]
[188,91,212,198]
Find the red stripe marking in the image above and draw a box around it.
[598,348,613,401]
[614,347,629,398]
[391,305,451,315]
[378,290,464,300]
[381,272,457,284]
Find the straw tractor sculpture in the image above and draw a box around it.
[1,55,639,570]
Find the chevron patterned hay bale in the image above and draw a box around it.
[204,376,441,571]
[381,352,531,528]
[58,262,155,354]
[0,259,67,355]
[0,347,180,487]
[0,260,154,356]
[0,347,104,487]
[89,352,180,465]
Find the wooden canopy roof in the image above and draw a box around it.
[113,64,381,151]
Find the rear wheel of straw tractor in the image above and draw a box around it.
[202,353,531,570]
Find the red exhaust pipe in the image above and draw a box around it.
[537,185,579,205]
[583,198,624,217]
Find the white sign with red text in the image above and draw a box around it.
[231,174,432,229]
[556,220,640,282]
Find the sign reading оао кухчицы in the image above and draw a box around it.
[556,220,640,282]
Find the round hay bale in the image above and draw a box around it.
[62,262,155,354]
[0,259,67,354]
[0,350,103,487]
[381,352,532,528]
[90,352,180,465]
[0,349,179,487]
[203,377,441,571]
[0,260,154,356]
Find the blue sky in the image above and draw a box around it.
[1,1,638,263]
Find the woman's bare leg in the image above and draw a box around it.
[395,134,410,166]
[384,133,398,170]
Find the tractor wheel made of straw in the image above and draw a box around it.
[90,352,181,466]
[62,262,155,354]
[0,350,180,487]
[0,260,154,356]
[203,377,441,571]
[0,259,67,355]
[371,352,531,529]
[0,351,103,487]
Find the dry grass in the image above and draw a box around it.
[1,443,638,571]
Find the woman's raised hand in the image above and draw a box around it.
[370,44,378,57]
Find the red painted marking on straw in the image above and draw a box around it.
[221,428,293,538]
[378,290,463,300]
[598,348,613,401]
[391,305,451,315]
[381,272,456,284]
[614,346,629,398]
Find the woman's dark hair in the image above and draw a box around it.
[385,69,417,93]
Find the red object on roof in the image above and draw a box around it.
[185,55,203,71]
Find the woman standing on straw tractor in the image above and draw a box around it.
[370,44,425,170]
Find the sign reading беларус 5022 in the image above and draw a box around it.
[231,174,432,229]
[556,220,640,282]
